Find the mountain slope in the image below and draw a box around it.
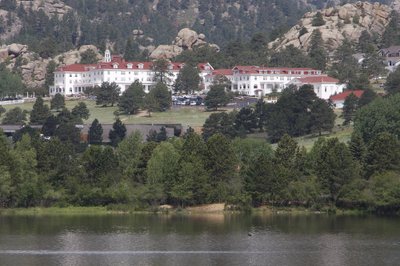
[269,2,392,52]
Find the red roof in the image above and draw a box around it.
[232,65,319,74]
[56,56,211,72]
[297,76,339,84]
[330,90,364,101]
[213,69,233,76]
[57,64,97,72]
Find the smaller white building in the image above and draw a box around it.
[289,76,345,100]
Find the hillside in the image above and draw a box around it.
[269,2,392,52]
[0,0,395,56]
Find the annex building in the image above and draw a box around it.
[49,50,214,96]
[204,66,344,99]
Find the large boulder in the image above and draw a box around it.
[8,43,27,57]
[150,28,219,59]
[175,28,199,49]
[150,45,183,60]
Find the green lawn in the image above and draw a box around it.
[3,99,215,127]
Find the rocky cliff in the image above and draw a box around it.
[0,44,101,88]
[269,1,392,52]
[150,28,219,59]
[16,0,72,17]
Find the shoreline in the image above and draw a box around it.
[0,205,370,216]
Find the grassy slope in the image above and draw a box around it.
[3,100,214,127]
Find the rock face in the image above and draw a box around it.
[16,0,72,17]
[150,28,219,59]
[0,44,101,88]
[269,2,392,52]
[391,0,400,13]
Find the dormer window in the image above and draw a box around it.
[113,63,118,69]
[127,63,133,69]
[138,63,144,69]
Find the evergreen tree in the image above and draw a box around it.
[385,67,400,95]
[361,45,386,79]
[54,122,81,145]
[312,138,360,202]
[50,93,65,111]
[202,111,237,140]
[205,133,238,202]
[71,102,90,122]
[309,29,327,71]
[88,119,103,144]
[145,82,171,113]
[348,132,367,165]
[204,84,230,110]
[342,93,359,125]
[124,37,140,61]
[42,115,58,137]
[382,11,400,47]
[365,132,400,177]
[310,98,335,135]
[95,82,120,107]
[2,107,27,125]
[30,97,51,125]
[234,107,257,134]
[80,49,98,64]
[116,131,143,180]
[118,80,146,114]
[152,59,174,84]
[358,88,377,108]
[174,63,200,94]
[311,11,325,26]
[109,118,126,147]
[0,105,5,117]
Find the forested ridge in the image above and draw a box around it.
[0,0,394,57]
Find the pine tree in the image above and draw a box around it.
[118,81,146,115]
[124,37,140,61]
[309,29,327,71]
[50,93,65,111]
[109,118,126,147]
[88,119,103,144]
[30,96,51,125]
[174,63,200,94]
[342,93,359,125]
[311,11,325,26]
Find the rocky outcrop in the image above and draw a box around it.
[0,44,101,88]
[150,28,220,59]
[16,0,72,17]
[391,0,400,13]
[269,2,392,52]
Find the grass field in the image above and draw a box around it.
[3,99,215,127]
[3,99,353,148]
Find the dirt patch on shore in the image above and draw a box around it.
[186,203,225,213]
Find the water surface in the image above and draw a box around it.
[0,214,399,266]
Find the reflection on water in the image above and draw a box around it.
[0,214,399,266]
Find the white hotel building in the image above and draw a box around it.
[205,66,344,100]
[50,50,214,96]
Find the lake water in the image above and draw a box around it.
[0,213,399,266]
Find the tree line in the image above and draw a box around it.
[0,92,400,214]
